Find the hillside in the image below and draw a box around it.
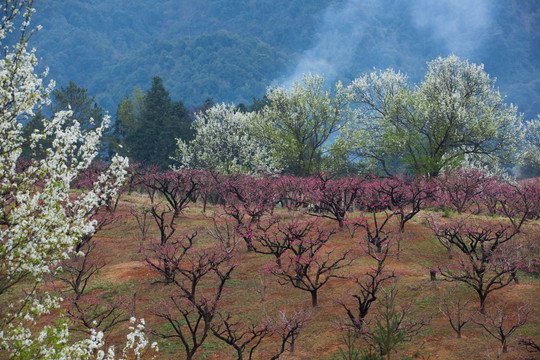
[23,170,539,360]
[30,0,539,117]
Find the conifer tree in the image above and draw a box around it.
[124,77,192,169]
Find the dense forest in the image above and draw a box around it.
[30,0,539,117]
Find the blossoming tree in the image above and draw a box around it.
[340,55,522,176]
[0,1,154,358]
[174,103,281,175]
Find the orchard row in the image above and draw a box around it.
[63,165,540,359]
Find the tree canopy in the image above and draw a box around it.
[120,77,193,169]
[255,74,351,176]
[340,55,523,177]
[174,103,281,174]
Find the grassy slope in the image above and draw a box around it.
[78,192,540,359]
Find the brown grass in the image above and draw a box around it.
[66,194,540,359]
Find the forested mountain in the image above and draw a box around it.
[31,0,539,117]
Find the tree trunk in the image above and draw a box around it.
[396,233,402,260]
[311,290,318,307]
[479,294,486,314]
[236,347,244,360]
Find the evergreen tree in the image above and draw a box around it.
[112,87,145,157]
[124,77,193,168]
[128,77,169,166]
[164,100,193,164]
[22,80,107,159]
[50,80,103,131]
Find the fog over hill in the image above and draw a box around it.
[31,0,539,118]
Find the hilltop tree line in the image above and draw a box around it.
[29,1,540,117]
[24,55,540,178]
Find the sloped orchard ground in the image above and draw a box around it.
[84,192,540,359]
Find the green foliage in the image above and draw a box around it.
[442,208,455,218]
[105,32,287,108]
[120,77,193,168]
[364,286,427,360]
[341,56,522,176]
[22,80,108,159]
[27,0,539,119]
[50,80,103,130]
[370,295,407,360]
[360,352,384,360]
[323,138,366,175]
[337,330,362,360]
[255,74,351,176]
[112,87,144,150]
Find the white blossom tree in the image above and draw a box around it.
[340,55,523,177]
[174,103,281,174]
[0,1,155,358]
[255,74,351,176]
[522,115,540,168]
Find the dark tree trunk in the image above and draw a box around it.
[311,290,318,307]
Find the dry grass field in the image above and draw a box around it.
[60,191,540,360]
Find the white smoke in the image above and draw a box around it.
[278,0,383,88]
[278,0,494,87]
[410,0,492,57]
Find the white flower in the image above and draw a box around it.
[0,2,147,359]
[173,103,282,174]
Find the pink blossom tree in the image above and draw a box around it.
[140,169,201,216]
[518,334,540,354]
[151,235,235,360]
[274,174,313,211]
[236,216,291,265]
[266,219,352,307]
[137,169,203,283]
[438,288,471,339]
[372,175,434,233]
[265,309,311,358]
[338,238,395,335]
[496,178,540,231]
[435,169,490,214]
[211,313,270,360]
[219,173,280,223]
[472,304,531,353]
[305,173,367,228]
[429,219,523,313]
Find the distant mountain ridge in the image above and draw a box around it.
[31,0,539,118]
